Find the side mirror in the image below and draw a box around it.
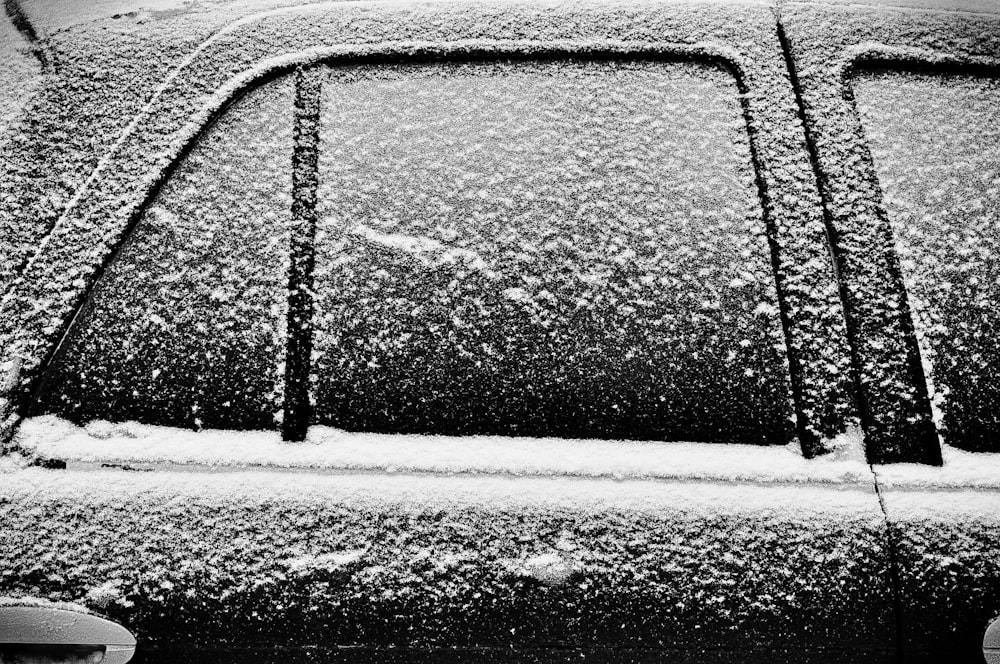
[986,615,1000,664]
[0,606,136,664]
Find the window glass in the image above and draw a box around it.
[313,59,793,444]
[854,68,1000,451]
[35,78,294,430]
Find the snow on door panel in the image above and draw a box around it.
[33,78,294,430]
[854,68,1000,452]
[313,59,794,444]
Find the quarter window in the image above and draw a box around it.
[36,79,294,430]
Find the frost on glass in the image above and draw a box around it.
[855,69,1000,452]
[34,78,294,430]
[314,59,793,444]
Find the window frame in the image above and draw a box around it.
[0,0,852,456]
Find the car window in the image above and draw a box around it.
[30,59,798,444]
[34,78,294,430]
[312,59,794,444]
[854,67,1000,452]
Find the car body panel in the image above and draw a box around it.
[1,0,999,662]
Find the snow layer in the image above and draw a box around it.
[19,412,1000,488]
[0,0,319,294]
[0,0,856,457]
[20,0,247,31]
[878,486,1000,659]
[0,9,42,140]
[874,444,1000,489]
[788,0,1000,13]
[315,59,792,444]
[32,79,294,431]
[13,413,872,483]
[0,466,893,653]
[0,595,92,614]
[854,69,1000,453]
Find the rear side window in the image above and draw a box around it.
[854,68,1000,452]
[312,59,793,444]
[35,79,294,430]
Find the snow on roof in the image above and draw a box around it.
[18,0,312,33]
[21,0,776,34]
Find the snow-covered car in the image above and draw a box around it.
[0,0,998,661]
